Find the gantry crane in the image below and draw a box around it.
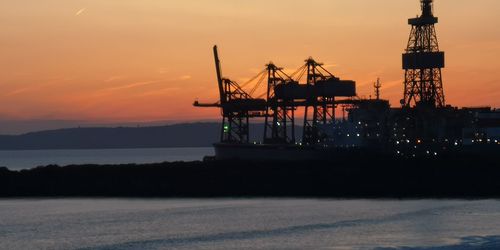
[290,58,344,144]
[194,46,267,143]
[263,63,297,144]
[195,46,357,146]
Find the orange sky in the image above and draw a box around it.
[0,0,499,123]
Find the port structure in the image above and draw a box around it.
[194,46,267,143]
[194,0,500,160]
[393,0,448,148]
[402,0,445,108]
[289,58,341,144]
[263,63,297,144]
[195,47,357,145]
[374,78,381,100]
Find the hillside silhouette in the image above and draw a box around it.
[0,123,302,150]
[0,123,220,150]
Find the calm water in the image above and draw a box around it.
[0,147,214,170]
[0,199,500,250]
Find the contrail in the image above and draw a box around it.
[75,8,86,16]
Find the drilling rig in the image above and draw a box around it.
[402,0,445,108]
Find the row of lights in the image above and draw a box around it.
[395,139,461,145]
[396,151,439,157]
[471,138,499,144]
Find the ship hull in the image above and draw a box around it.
[213,142,500,161]
[214,143,336,161]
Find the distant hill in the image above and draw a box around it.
[0,123,221,150]
[0,122,300,150]
[0,118,215,135]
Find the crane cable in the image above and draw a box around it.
[239,69,267,89]
[249,71,268,96]
[291,65,307,82]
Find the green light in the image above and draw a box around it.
[223,125,229,132]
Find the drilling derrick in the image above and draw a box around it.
[403,0,445,108]
[264,63,296,144]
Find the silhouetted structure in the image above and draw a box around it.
[297,58,341,144]
[195,48,356,148]
[2,152,500,197]
[194,46,267,143]
[402,0,445,108]
[263,63,296,144]
[194,0,499,161]
[374,78,381,100]
[2,0,500,199]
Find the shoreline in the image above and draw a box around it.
[1,154,499,198]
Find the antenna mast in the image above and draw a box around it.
[374,78,381,100]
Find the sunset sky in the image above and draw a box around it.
[1,0,499,125]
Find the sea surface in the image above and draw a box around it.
[0,147,214,170]
[0,199,499,250]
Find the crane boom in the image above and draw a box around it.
[213,45,225,104]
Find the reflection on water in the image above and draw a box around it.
[0,147,214,170]
[377,235,500,250]
[1,199,500,249]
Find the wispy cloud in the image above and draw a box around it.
[101,75,190,92]
[178,75,192,81]
[75,8,86,16]
[104,75,127,83]
[102,80,163,92]
[4,87,32,97]
[157,68,169,75]
[3,78,69,97]
[137,87,180,97]
[322,63,339,69]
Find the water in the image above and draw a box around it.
[0,147,214,170]
[0,199,500,250]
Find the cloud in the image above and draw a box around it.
[178,75,192,80]
[137,87,180,97]
[322,63,339,69]
[101,80,163,92]
[4,87,32,97]
[104,75,127,83]
[157,68,169,74]
[75,8,86,16]
[103,75,190,91]
[3,79,69,97]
